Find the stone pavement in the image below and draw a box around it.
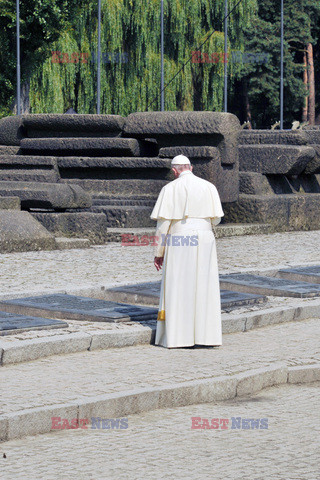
[0,317,319,415]
[1,230,320,299]
[0,382,319,480]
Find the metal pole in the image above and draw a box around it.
[97,0,101,114]
[160,0,164,111]
[224,0,228,112]
[16,0,21,115]
[280,0,284,129]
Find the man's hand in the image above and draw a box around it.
[154,256,164,271]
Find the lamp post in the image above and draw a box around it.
[280,0,284,129]
[224,0,228,112]
[160,0,164,111]
[97,0,101,114]
[16,0,21,115]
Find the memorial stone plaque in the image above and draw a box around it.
[106,282,267,308]
[0,295,158,323]
[278,265,320,284]
[219,273,320,298]
[0,311,68,335]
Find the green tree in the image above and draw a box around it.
[229,0,320,128]
[27,0,257,115]
[0,0,85,116]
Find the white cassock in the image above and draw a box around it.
[151,170,224,348]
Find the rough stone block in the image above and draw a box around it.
[303,144,320,174]
[239,172,273,195]
[0,154,60,182]
[239,145,315,174]
[0,210,56,253]
[22,114,125,137]
[0,196,21,210]
[0,146,20,155]
[57,156,171,170]
[239,129,309,145]
[0,181,92,210]
[302,126,320,144]
[20,137,150,157]
[124,111,241,138]
[63,178,168,197]
[32,211,108,243]
[223,193,320,230]
[0,116,25,146]
[91,205,155,228]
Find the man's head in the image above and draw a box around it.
[171,154,193,178]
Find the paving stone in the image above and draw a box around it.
[0,382,319,480]
[0,311,67,335]
[0,295,158,323]
[220,273,320,297]
[105,281,267,308]
[278,265,320,284]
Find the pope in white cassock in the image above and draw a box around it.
[151,154,224,349]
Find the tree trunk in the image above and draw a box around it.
[302,49,308,122]
[242,79,252,128]
[307,42,315,125]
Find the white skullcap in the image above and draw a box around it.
[171,154,191,166]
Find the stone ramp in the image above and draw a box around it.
[0,294,158,323]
